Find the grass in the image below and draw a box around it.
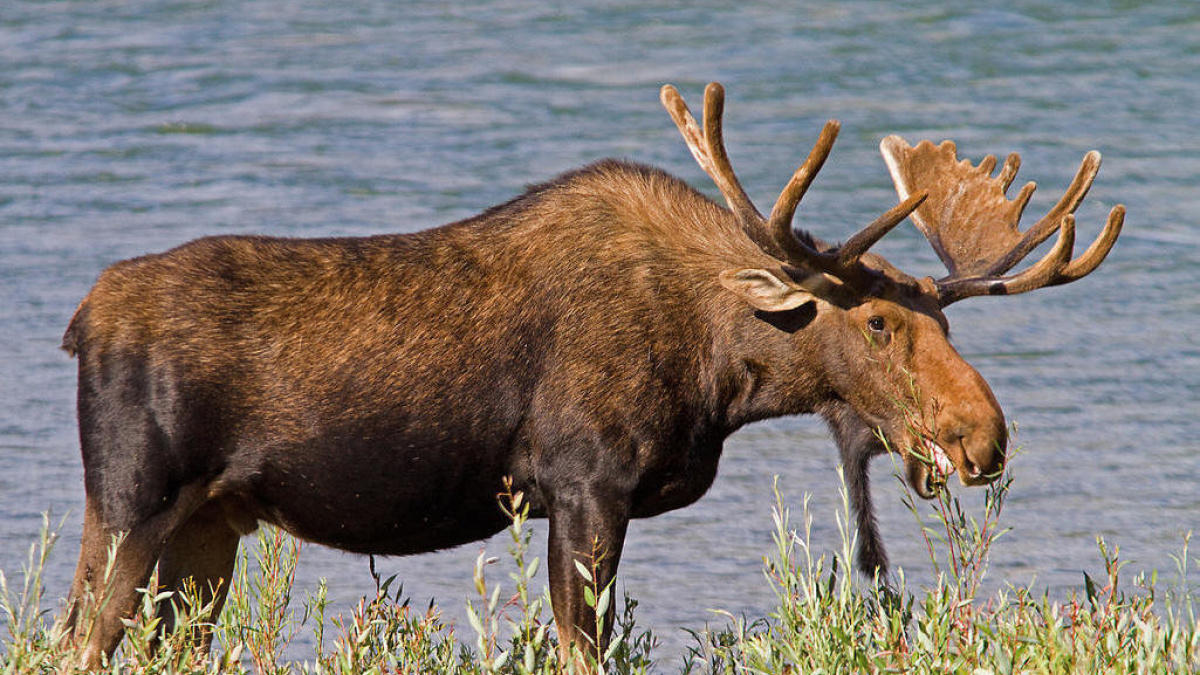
[2,464,1198,674]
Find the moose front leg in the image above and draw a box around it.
[545,485,630,671]
[825,405,890,577]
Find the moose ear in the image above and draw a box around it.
[719,268,819,312]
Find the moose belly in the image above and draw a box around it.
[246,435,530,556]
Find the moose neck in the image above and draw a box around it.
[458,158,834,437]
[704,292,834,432]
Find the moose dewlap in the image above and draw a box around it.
[61,82,1123,668]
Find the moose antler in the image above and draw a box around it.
[660,83,764,229]
[661,83,926,272]
[880,136,1124,306]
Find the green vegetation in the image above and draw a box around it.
[2,466,1197,674]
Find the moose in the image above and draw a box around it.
[61,82,1123,667]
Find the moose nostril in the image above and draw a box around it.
[963,458,981,478]
[941,425,984,478]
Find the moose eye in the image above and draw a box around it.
[867,316,886,333]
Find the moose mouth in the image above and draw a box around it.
[908,439,955,499]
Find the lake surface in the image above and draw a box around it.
[3,0,1199,665]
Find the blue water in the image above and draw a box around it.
[3,1,1199,664]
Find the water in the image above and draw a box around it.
[3,0,1199,664]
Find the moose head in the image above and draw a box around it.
[662,83,1124,571]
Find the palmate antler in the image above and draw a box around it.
[660,83,927,272]
[879,137,1125,306]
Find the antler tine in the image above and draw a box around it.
[660,83,762,226]
[984,151,1103,276]
[765,120,840,258]
[701,84,763,222]
[660,86,716,179]
[1049,203,1124,285]
[837,192,928,267]
[997,153,1021,192]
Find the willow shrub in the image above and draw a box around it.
[2,462,1198,673]
[683,462,1200,674]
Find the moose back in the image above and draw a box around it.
[62,83,1123,666]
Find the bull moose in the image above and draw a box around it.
[61,82,1123,667]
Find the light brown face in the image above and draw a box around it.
[825,294,1007,498]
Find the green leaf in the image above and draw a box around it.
[489,584,502,613]
[524,643,536,672]
[574,560,593,583]
[595,587,611,618]
[466,603,485,638]
[604,637,621,662]
[1084,570,1099,606]
[916,628,935,653]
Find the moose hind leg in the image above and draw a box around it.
[68,484,211,669]
[153,500,242,653]
[68,344,226,665]
[63,497,119,640]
